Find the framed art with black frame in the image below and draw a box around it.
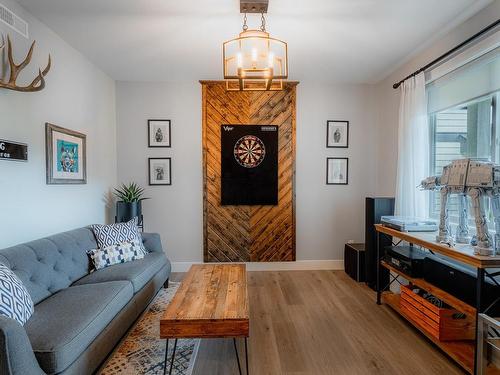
[327,120,349,148]
[149,157,171,185]
[45,123,87,185]
[148,119,171,148]
[327,157,348,185]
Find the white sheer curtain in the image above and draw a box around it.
[395,72,429,218]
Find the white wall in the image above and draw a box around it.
[116,81,377,264]
[0,0,117,248]
[296,82,377,260]
[373,0,500,196]
[115,81,202,263]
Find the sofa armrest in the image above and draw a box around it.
[141,232,164,253]
[0,316,45,375]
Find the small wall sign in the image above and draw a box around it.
[0,140,28,161]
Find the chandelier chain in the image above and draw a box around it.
[242,13,248,31]
[260,12,266,32]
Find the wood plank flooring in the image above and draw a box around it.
[171,270,465,375]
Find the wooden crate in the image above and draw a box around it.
[400,285,475,341]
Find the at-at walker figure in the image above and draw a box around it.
[420,159,500,256]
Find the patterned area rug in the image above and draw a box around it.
[99,283,200,375]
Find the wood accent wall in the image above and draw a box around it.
[201,81,297,262]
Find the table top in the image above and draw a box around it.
[160,264,249,339]
[375,224,500,269]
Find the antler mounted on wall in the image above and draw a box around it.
[0,35,51,92]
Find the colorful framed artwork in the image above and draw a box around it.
[327,120,349,148]
[45,123,86,185]
[148,119,171,148]
[149,157,171,185]
[327,157,348,185]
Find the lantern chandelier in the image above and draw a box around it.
[223,0,288,91]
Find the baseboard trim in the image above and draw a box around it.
[171,260,344,273]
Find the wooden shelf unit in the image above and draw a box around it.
[381,261,476,316]
[383,292,475,373]
[375,224,500,375]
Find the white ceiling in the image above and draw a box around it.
[15,0,493,84]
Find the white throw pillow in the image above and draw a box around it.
[87,239,145,271]
[0,263,34,325]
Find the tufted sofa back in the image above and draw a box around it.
[0,227,96,304]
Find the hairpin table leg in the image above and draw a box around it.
[233,338,243,375]
[169,339,178,375]
[163,339,169,375]
[245,337,249,375]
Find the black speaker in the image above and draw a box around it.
[344,243,365,282]
[365,197,395,290]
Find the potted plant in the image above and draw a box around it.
[113,182,149,223]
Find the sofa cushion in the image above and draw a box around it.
[0,228,96,304]
[24,281,133,374]
[87,239,145,271]
[73,252,168,293]
[91,218,146,254]
[0,263,34,325]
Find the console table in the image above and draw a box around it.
[374,224,500,375]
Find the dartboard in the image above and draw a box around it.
[234,135,266,168]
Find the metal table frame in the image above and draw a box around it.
[163,337,249,375]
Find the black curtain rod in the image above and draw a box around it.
[393,18,500,89]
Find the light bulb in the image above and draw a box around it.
[237,52,243,68]
[268,52,274,68]
[251,48,258,62]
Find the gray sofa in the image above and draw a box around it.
[0,227,171,375]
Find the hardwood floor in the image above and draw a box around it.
[171,270,465,375]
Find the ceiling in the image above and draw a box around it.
[15,0,493,84]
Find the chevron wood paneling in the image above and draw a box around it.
[201,81,297,262]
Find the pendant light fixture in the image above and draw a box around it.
[223,0,288,91]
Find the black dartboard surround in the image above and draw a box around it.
[221,125,278,206]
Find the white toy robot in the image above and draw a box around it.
[420,159,500,256]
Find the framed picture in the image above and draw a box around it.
[327,157,348,185]
[149,158,171,185]
[148,119,171,147]
[327,120,349,148]
[45,123,86,184]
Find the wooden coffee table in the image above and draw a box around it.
[160,264,249,375]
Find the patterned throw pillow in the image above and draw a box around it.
[0,263,34,325]
[87,239,145,270]
[91,217,146,255]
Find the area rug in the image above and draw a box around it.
[98,283,200,375]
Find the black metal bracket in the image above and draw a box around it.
[485,269,500,288]
[484,297,500,315]
[381,273,403,293]
[392,239,403,247]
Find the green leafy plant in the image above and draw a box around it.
[113,182,149,203]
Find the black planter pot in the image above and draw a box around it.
[116,201,142,223]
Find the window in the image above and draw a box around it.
[429,93,498,222]
[427,45,500,224]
